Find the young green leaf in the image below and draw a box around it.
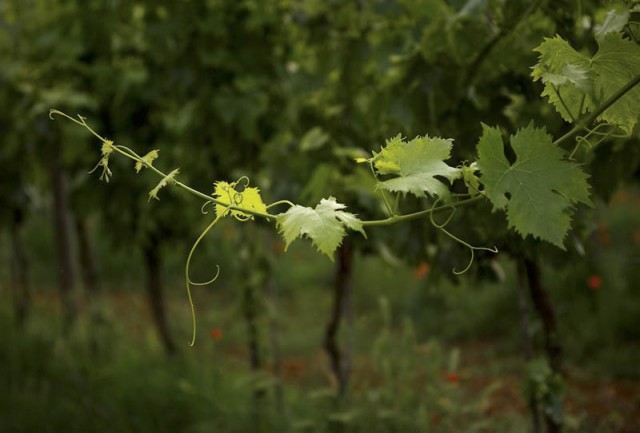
[476,123,591,248]
[149,168,180,201]
[135,150,159,173]
[89,140,115,182]
[461,162,481,196]
[371,134,460,198]
[533,31,640,133]
[276,197,365,260]
[212,180,267,220]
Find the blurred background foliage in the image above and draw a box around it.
[1,0,639,432]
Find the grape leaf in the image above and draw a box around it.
[89,140,114,182]
[135,150,159,173]
[532,32,640,133]
[476,123,591,248]
[213,181,267,220]
[461,162,481,196]
[276,197,365,260]
[595,8,630,42]
[149,168,179,201]
[531,37,594,122]
[371,134,460,198]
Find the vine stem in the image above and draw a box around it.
[50,71,640,227]
[361,195,485,227]
[49,109,487,228]
[184,213,223,346]
[553,73,640,148]
[428,199,498,274]
[119,145,276,220]
[49,109,276,221]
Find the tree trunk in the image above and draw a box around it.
[142,235,176,356]
[524,258,562,372]
[259,228,289,411]
[243,278,262,374]
[323,241,354,398]
[524,257,563,433]
[267,272,285,417]
[75,218,100,297]
[238,231,267,432]
[49,146,77,333]
[75,217,103,352]
[9,208,30,327]
[238,228,267,377]
[516,260,541,433]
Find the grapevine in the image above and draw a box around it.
[49,21,640,344]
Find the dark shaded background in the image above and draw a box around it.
[1,1,639,432]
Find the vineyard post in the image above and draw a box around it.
[74,217,103,353]
[43,120,78,333]
[8,207,31,328]
[142,232,177,357]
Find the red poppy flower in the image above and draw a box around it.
[446,372,459,383]
[414,261,431,281]
[587,275,602,290]
[210,328,223,341]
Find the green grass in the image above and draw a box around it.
[0,300,529,433]
[1,191,639,432]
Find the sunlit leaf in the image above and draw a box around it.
[276,197,365,260]
[371,134,460,198]
[213,180,267,220]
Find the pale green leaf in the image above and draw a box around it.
[533,32,640,133]
[149,168,179,201]
[476,123,591,248]
[461,162,481,196]
[372,134,403,174]
[531,36,594,122]
[372,135,460,198]
[276,197,365,260]
[595,8,630,43]
[135,150,159,173]
[542,64,592,90]
[319,197,366,237]
[589,33,640,132]
[89,140,115,182]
